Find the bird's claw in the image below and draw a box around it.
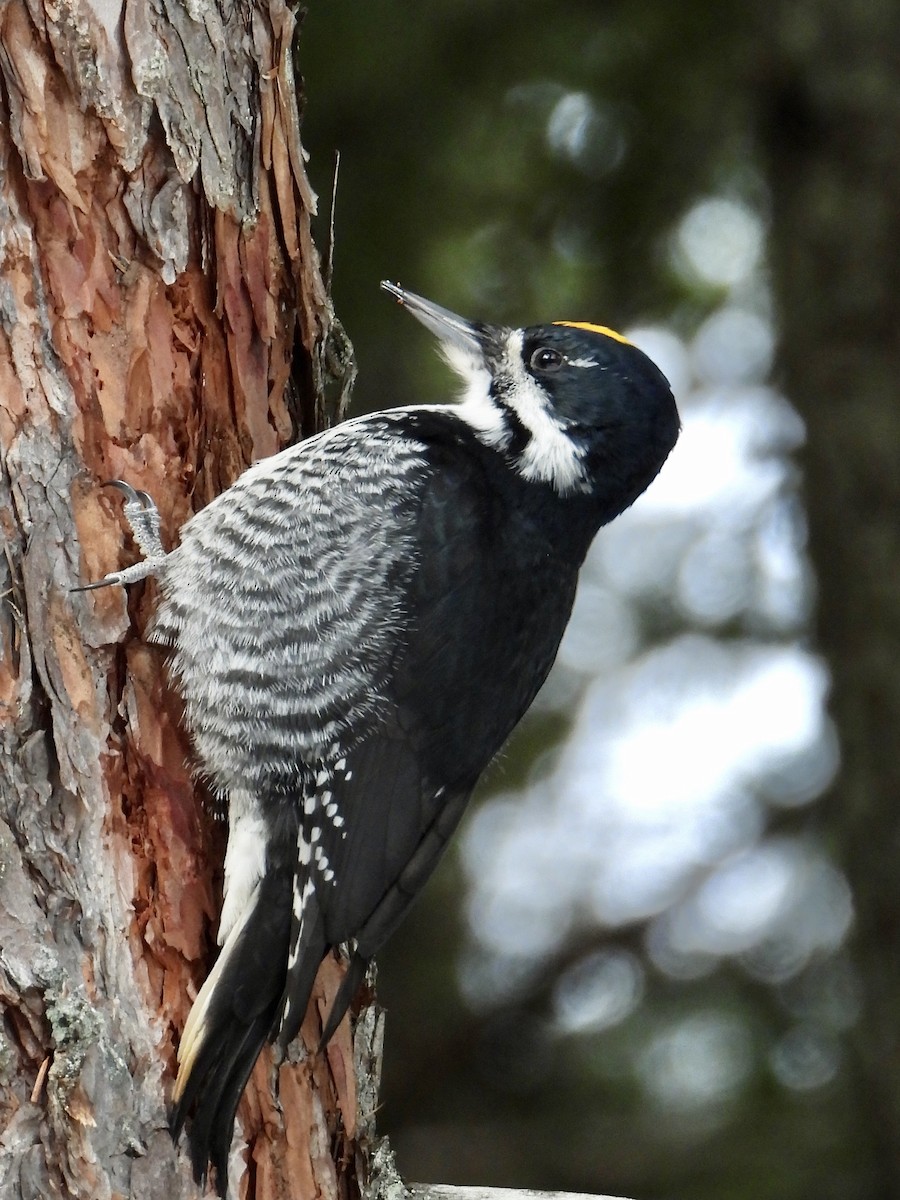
[103,479,157,510]
[72,479,167,593]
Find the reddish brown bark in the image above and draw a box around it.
[0,3,370,1197]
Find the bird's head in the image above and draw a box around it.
[382,282,680,516]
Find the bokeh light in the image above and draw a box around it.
[457,194,845,1117]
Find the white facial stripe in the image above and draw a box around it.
[369,328,590,495]
[457,385,509,449]
[568,357,600,369]
[444,343,511,450]
[500,330,589,495]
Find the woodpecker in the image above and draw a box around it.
[80,282,679,1194]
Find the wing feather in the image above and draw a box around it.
[158,412,579,1059]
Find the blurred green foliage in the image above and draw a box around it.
[300,0,756,408]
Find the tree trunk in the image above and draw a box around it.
[760,0,900,1191]
[0,3,371,1197]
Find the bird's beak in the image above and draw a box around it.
[381,281,490,360]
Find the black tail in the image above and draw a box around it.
[272,870,352,1054]
[170,864,326,1197]
[316,950,369,1050]
[170,861,373,1195]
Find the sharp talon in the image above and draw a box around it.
[70,575,123,594]
[102,479,141,503]
[71,559,161,592]
[74,480,165,593]
[103,481,157,512]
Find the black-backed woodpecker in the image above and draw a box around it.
[80,282,680,1195]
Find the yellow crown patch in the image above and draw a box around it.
[554,321,633,347]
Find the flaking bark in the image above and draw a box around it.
[0,2,366,1197]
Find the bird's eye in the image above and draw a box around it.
[530,347,564,373]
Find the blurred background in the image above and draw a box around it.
[299,4,900,1199]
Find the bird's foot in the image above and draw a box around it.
[72,480,167,592]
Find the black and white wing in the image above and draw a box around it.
[164,411,579,1190]
[162,416,429,1184]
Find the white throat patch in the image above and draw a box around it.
[500,330,589,494]
[451,330,590,495]
[444,342,511,452]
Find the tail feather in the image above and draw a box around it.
[317,950,369,1051]
[273,878,329,1053]
[171,859,347,1195]
[184,1013,274,1194]
[170,866,294,1194]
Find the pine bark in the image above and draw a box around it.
[0,3,370,1197]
